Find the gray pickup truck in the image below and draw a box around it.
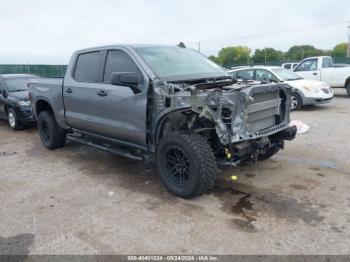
[29,44,296,198]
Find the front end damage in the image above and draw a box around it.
[152,80,297,165]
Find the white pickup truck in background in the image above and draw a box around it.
[294,56,350,96]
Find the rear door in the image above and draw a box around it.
[63,51,105,132]
[294,58,320,80]
[319,57,345,87]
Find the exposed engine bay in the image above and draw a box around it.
[151,79,297,164]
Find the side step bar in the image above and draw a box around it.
[67,134,144,161]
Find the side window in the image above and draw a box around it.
[255,69,276,82]
[229,71,237,78]
[103,50,141,83]
[295,59,318,72]
[284,64,291,69]
[74,51,101,82]
[236,69,254,81]
[322,57,333,68]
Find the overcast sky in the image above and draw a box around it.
[0,0,349,64]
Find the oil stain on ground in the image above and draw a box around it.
[213,180,324,232]
[0,233,34,256]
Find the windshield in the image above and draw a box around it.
[5,78,36,92]
[136,46,229,82]
[271,68,303,81]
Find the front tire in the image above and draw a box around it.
[291,92,302,111]
[37,111,66,149]
[7,108,22,130]
[156,131,217,199]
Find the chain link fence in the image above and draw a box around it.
[0,65,67,77]
[1,57,349,75]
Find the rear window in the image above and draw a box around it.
[74,51,100,82]
[235,69,254,81]
[322,57,334,68]
[5,78,37,92]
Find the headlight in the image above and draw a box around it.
[302,85,320,93]
[17,100,31,107]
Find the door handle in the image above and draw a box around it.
[312,72,318,75]
[97,90,108,97]
[65,88,73,93]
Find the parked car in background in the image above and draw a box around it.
[228,66,333,110]
[293,56,350,96]
[281,62,299,70]
[0,74,38,130]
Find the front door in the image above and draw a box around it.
[294,58,320,81]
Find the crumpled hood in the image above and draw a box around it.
[285,79,329,89]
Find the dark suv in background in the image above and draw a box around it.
[0,74,38,130]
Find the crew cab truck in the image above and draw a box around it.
[294,56,350,96]
[29,44,296,198]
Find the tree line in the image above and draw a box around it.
[208,43,348,66]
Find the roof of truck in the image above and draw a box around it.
[75,44,182,53]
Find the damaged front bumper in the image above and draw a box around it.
[190,83,294,145]
[153,80,296,161]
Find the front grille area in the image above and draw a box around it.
[246,91,282,133]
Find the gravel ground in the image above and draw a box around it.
[0,89,349,255]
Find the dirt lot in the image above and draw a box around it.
[0,89,349,255]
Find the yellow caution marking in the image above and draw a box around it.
[225,148,232,159]
[231,175,238,181]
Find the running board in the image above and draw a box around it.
[67,134,144,161]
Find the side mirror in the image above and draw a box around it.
[111,72,140,93]
[112,72,139,85]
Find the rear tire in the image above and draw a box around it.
[37,111,66,149]
[291,92,302,111]
[7,108,22,130]
[156,131,217,199]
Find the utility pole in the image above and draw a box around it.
[347,22,350,58]
[301,48,304,60]
[264,48,267,64]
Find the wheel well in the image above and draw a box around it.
[36,100,53,116]
[155,110,193,145]
[4,105,10,114]
[345,77,350,88]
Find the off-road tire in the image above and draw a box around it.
[291,92,302,111]
[156,131,217,199]
[258,145,280,161]
[7,108,23,130]
[38,111,66,150]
